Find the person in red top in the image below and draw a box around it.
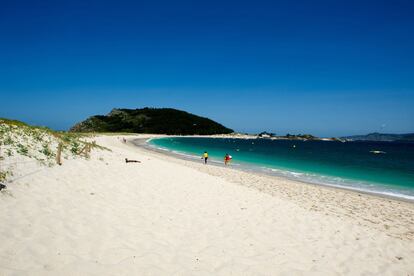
[224,153,232,165]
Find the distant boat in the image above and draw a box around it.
[370,150,386,154]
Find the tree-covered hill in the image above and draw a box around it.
[70,108,234,135]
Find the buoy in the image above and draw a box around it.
[370,150,386,154]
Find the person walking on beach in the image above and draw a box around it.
[224,153,232,165]
[202,151,209,164]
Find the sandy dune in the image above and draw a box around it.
[1,135,413,275]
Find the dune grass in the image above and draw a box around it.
[0,118,109,183]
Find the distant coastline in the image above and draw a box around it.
[206,132,414,143]
[341,132,414,142]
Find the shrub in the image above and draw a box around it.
[3,136,13,146]
[71,141,80,154]
[0,170,11,182]
[17,143,29,156]
[40,143,54,158]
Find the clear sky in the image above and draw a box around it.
[1,0,413,136]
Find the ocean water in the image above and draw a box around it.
[148,137,414,200]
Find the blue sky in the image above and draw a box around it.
[1,0,413,136]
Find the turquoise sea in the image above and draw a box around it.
[148,137,414,200]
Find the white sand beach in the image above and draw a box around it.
[1,135,414,275]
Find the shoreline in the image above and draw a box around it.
[136,137,414,204]
[1,134,414,274]
[127,136,414,241]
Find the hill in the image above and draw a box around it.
[342,132,414,142]
[70,108,234,135]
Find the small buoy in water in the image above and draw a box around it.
[370,150,386,154]
[292,145,296,148]
[236,149,240,151]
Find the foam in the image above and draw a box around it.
[146,140,414,201]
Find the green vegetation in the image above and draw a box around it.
[0,118,30,127]
[40,143,54,157]
[70,141,80,154]
[256,131,318,140]
[0,171,11,183]
[70,107,234,135]
[342,133,414,142]
[16,143,29,156]
[0,118,110,183]
[284,134,317,140]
